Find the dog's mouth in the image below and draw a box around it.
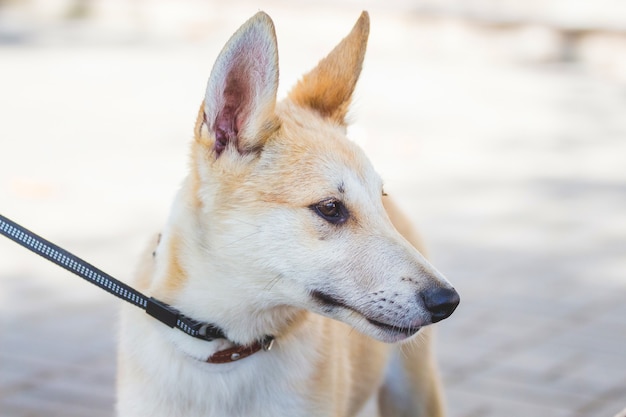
[365,317,421,337]
[310,289,421,340]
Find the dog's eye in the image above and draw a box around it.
[312,199,349,224]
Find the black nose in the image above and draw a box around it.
[421,287,460,323]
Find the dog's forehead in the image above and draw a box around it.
[253,103,382,204]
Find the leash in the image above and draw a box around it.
[0,213,227,342]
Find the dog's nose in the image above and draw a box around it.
[421,287,460,323]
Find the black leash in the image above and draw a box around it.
[0,213,226,342]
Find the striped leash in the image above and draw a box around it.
[0,213,226,341]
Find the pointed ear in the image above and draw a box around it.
[202,12,279,157]
[288,11,369,125]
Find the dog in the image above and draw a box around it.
[117,11,459,417]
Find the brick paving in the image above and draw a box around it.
[1,3,625,416]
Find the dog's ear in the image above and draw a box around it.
[288,11,369,125]
[201,12,279,157]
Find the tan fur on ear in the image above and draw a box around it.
[288,11,370,125]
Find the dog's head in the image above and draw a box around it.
[187,12,458,343]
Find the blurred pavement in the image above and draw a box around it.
[1,1,625,416]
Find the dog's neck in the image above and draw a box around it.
[148,179,307,357]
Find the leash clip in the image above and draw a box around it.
[196,322,227,341]
[262,336,275,351]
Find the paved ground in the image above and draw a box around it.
[1,3,625,417]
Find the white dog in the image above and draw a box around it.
[117,11,459,417]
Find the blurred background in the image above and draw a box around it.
[1,1,625,416]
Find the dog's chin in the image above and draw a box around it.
[363,318,422,343]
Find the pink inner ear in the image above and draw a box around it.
[214,78,241,155]
[213,61,255,156]
[207,23,277,157]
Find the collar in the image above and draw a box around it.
[162,305,276,364]
[206,336,275,363]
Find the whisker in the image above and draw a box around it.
[398,340,411,360]
[217,230,263,250]
[398,328,424,359]
[263,274,283,292]
[227,218,260,228]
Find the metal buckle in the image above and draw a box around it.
[262,336,275,351]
